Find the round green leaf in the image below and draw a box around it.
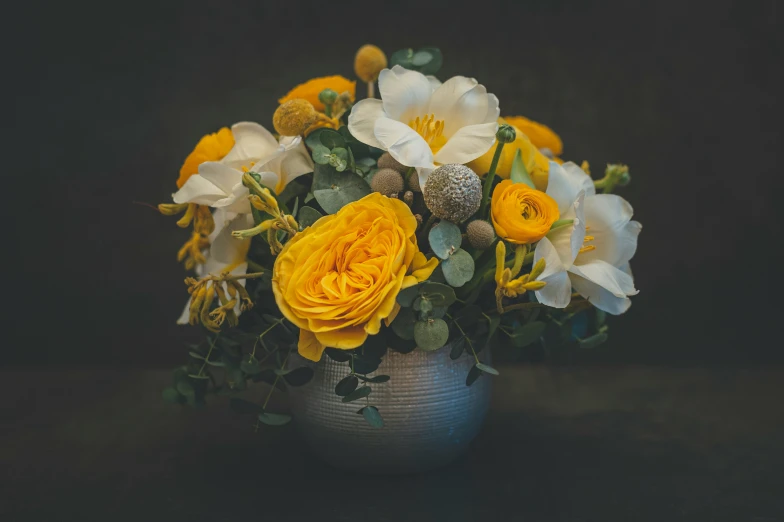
[412,50,432,67]
[429,221,463,260]
[511,321,546,348]
[449,338,466,360]
[475,362,499,376]
[240,355,261,375]
[311,144,331,165]
[465,365,482,386]
[341,385,372,403]
[441,249,475,287]
[419,282,456,307]
[282,366,314,387]
[325,348,352,362]
[319,129,346,149]
[396,284,421,307]
[335,375,359,396]
[415,47,443,75]
[361,406,384,428]
[578,332,609,350]
[391,307,416,340]
[414,318,449,351]
[298,206,323,229]
[312,163,371,214]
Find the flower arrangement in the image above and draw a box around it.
[154,45,641,429]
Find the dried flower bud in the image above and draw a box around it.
[407,170,421,193]
[466,220,495,250]
[370,168,404,196]
[354,44,388,83]
[403,191,414,206]
[377,152,407,173]
[423,164,482,223]
[273,99,318,136]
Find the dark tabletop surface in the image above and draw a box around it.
[3,365,783,521]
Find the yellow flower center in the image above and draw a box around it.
[579,233,596,254]
[409,114,447,154]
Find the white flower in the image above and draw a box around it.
[177,209,254,324]
[348,65,499,187]
[534,161,642,314]
[172,122,313,213]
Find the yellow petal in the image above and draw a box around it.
[503,116,563,156]
[278,75,356,112]
[315,325,368,350]
[298,329,326,362]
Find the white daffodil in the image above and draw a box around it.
[172,122,313,213]
[177,209,254,324]
[534,161,642,314]
[348,65,499,187]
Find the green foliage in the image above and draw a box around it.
[258,412,292,426]
[280,366,314,387]
[335,375,359,396]
[475,362,499,376]
[414,318,449,351]
[578,332,609,350]
[360,406,384,428]
[510,149,535,188]
[510,321,546,348]
[389,47,443,75]
[312,163,371,214]
[390,307,416,340]
[325,348,352,362]
[341,386,372,403]
[429,221,462,260]
[297,206,323,229]
[441,249,475,287]
[465,365,482,386]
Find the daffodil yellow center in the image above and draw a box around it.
[409,114,447,153]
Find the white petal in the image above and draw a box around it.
[546,161,595,214]
[429,76,490,135]
[347,98,386,149]
[416,166,435,190]
[197,162,243,195]
[374,117,434,169]
[172,175,225,206]
[426,75,442,91]
[546,192,586,267]
[533,236,572,308]
[206,214,253,269]
[176,298,191,325]
[580,194,641,266]
[254,171,281,192]
[484,94,500,123]
[433,121,498,165]
[378,66,433,123]
[221,122,279,168]
[279,140,314,189]
[570,274,632,315]
[569,259,638,298]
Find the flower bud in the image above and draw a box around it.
[423,164,482,223]
[273,99,318,136]
[370,168,404,196]
[354,44,387,83]
[466,220,495,250]
[496,124,516,144]
[403,190,414,206]
[318,88,338,106]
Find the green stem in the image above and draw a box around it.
[262,349,291,410]
[197,333,220,376]
[478,141,506,218]
[447,314,479,364]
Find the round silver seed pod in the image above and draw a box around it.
[422,164,482,223]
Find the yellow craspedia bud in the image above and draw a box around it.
[354,44,387,83]
[273,99,318,136]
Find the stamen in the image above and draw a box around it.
[579,245,596,254]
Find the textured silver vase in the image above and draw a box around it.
[286,345,492,474]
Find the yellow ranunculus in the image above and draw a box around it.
[491,180,560,245]
[177,127,235,188]
[278,75,356,112]
[466,120,550,191]
[272,193,438,361]
[503,116,563,157]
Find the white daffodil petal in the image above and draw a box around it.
[426,75,442,91]
[546,192,586,267]
[570,273,632,315]
[569,259,638,298]
[546,161,595,214]
[433,121,498,165]
[484,94,500,124]
[347,98,386,150]
[172,175,225,206]
[221,122,279,168]
[580,194,641,266]
[197,162,243,195]
[206,213,253,268]
[429,76,488,135]
[374,117,434,169]
[254,170,281,192]
[378,66,433,122]
[533,237,572,308]
[279,141,314,188]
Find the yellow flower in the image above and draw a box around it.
[503,116,563,157]
[491,180,560,244]
[466,119,550,191]
[272,193,438,361]
[176,127,235,188]
[278,75,356,112]
[354,44,387,83]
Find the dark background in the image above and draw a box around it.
[5,0,782,366]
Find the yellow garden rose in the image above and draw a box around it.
[272,193,438,361]
[278,75,356,112]
[503,116,563,157]
[177,127,235,188]
[491,180,560,244]
[466,120,551,191]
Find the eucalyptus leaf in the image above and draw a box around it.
[162,387,184,404]
[282,366,314,386]
[341,385,372,403]
[361,406,384,428]
[258,412,292,426]
[466,365,482,386]
[357,374,390,383]
[319,129,346,149]
[298,206,323,229]
[414,318,449,351]
[429,221,463,260]
[335,375,359,396]
[325,348,352,362]
[312,163,371,214]
[415,47,443,75]
[390,307,416,340]
[419,282,456,307]
[511,321,546,348]
[240,356,261,375]
[311,144,331,165]
[449,337,466,360]
[510,148,535,188]
[475,362,499,376]
[441,249,475,287]
[396,284,421,307]
[353,354,382,375]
